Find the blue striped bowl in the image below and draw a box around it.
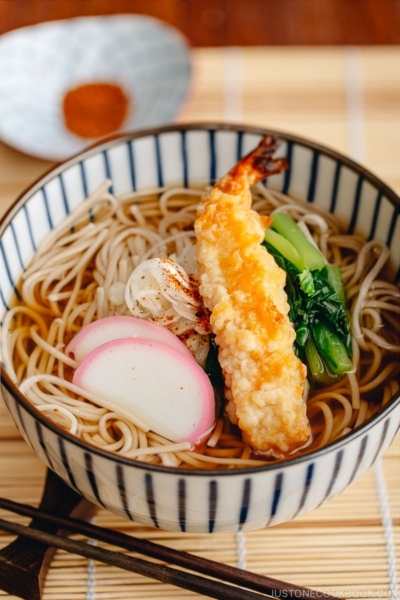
[1,124,399,533]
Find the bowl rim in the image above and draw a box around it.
[1,121,399,476]
[1,122,399,231]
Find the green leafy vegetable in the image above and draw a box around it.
[298,269,315,296]
[264,228,306,272]
[263,212,353,383]
[271,212,325,271]
[326,264,346,304]
[305,333,338,384]
[312,320,353,375]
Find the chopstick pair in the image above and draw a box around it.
[0,497,335,600]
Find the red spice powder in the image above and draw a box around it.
[62,82,130,139]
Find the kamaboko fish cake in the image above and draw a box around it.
[195,136,309,457]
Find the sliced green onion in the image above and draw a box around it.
[271,212,325,271]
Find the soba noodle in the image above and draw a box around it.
[2,181,399,469]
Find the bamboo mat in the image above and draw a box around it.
[0,46,399,599]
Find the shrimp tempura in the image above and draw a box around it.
[195,136,309,457]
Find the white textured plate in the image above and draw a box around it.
[0,15,191,161]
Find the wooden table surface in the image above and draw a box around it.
[0,45,399,599]
[1,0,399,45]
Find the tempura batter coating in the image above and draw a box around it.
[195,137,309,457]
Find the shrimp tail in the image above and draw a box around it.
[229,135,288,184]
[212,136,288,199]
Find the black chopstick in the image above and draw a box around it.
[0,515,265,600]
[0,497,335,599]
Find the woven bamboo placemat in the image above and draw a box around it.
[0,46,399,598]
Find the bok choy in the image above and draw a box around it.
[263,213,352,384]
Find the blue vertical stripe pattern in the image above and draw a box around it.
[145,473,159,528]
[209,129,216,185]
[317,450,344,508]
[35,421,55,471]
[42,187,54,229]
[267,472,284,526]
[282,140,293,195]
[154,135,164,188]
[79,161,89,198]
[102,151,114,194]
[239,478,252,529]
[330,161,342,214]
[348,436,368,485]
[23,204,36,251]
[386,204,399,248]
[180,130,188,189]
[178,478,186,532]
[371,420,390,466]
[79,161,94,222]
[10,223,24,270]
[116,465,133,520]
[293,463,314,518]
[58,174,71,215]
[84,452,106,508]
[208,480,218,533]
[368,189,383,241]
[127,141,136,191]
[0,240,21,300]
[58,438,81,493]
[14,401,25,438]
[307,150,320,202]
[0,286,9,313]
[348,175,364,234]
[236,131,244,161]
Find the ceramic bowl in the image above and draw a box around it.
[1,123,399,533]
[0,16,190,161]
